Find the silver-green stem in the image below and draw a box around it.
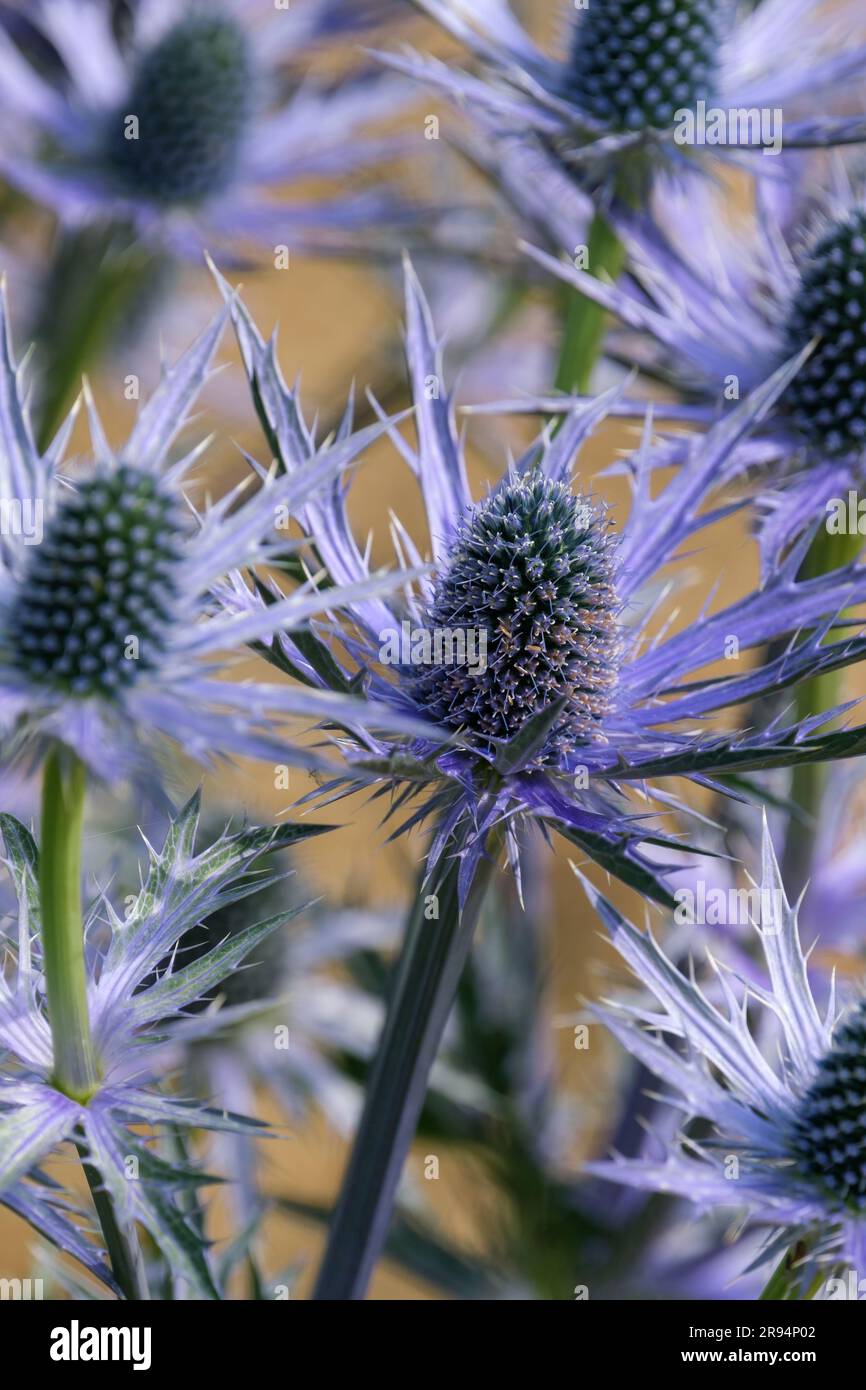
[39,748,148,1297]
[313,830,501,1300]
[39,747,99,1102]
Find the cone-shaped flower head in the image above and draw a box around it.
[789,1000,866,1211]
[384,0,866,198]
[0,285,428,785]
[9,466,185,699]
[407,473,619,762]
[105,13,254,207]
[783,210,866,456]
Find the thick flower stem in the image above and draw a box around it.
[41,753,147,1297]
[313,834,500,1300]
[554,209,626,396]
[39,748,99,1103]
[33,224,162,451]
[76,1139,150,1302]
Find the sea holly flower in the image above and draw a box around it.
[0,0,415,261]
[383,0,866,199]
[579,819,866,1283]
[0,285,433,785]
[0,793,327,1298]
[215,257,866,906]
[494,170,866,566]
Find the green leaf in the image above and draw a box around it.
[131,907,303,1023]
[83,1114,220,1301]
[613,724,866,782]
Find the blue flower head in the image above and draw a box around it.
[214,256,866,906]
[406,472,620,763]
[0,285,426,784]
[384,0,866,194]
[782,208,866,457]
[511,166,866,566]
[0,0,413,259]
[104,12,255,207]
[564,0,722,134]
[581,819,866,1279]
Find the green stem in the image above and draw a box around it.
[39,748,99,1102]
[782,524,863,896]
[313,832,501,1300]
[76,1139,149,1301]
[758,1244,829,1301]
[554,209,626,397]
[41,751,148,1296]
[33,224,163,450]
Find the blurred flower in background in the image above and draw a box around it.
[387,0,866,198]
[0,0,428,443]
[503,161,866,566]
[0,0,415,259]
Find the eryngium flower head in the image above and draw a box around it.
[0,0,413,259]
[8,466,185,698]
[0,795,327,1298]
[407,474,619,761]
[104,13,254,206]
[501,169,866,569]
[216,257,866,906]
[0,286,424,785]
[565,0,721,132]
[782,210,866,457]
[582,820,866,1275]
[384,0,866,196]
[790,1002,866,1209]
